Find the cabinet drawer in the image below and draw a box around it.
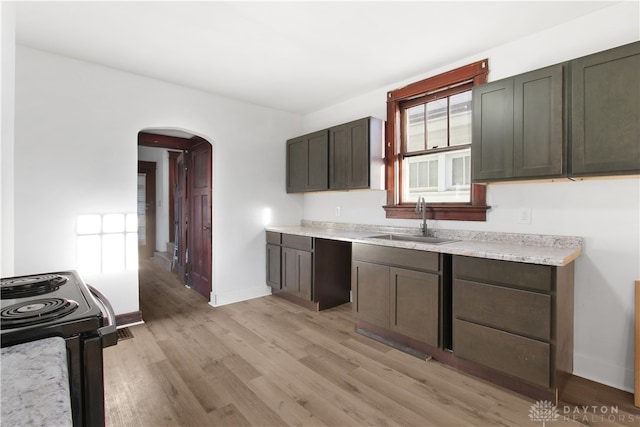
[454,256,552,292]
[282,234,313,251]
[266,231,281,245]
[352,243,439,272]
[454,279,551,340]
[454,319,550,388]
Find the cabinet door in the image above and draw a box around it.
[513,64,565,178]
[352,261,390,328]
[329,118,370,190]
[390,267,439,347]
[307,131,329,191]
[286,130,328,193]
[571,41,640,176]
[297,250,313,301]
[266,244,281,289]
[472,79,514,181]
[281,247,297,294]
[281,247,312,300]
[286,137,308,193]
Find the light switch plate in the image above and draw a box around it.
[517,208,532,224]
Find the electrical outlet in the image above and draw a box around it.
[335,206,341,217]
[517,208,532,224]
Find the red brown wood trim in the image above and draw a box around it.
[387,59,489,102]
[384,60,490,219]
[383,203,490,221]
[116,310,143,327]
[138,132,194,150]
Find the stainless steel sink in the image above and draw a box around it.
[368,234,458,245]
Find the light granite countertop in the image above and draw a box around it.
[266,221,582,266]
[1,337,73,427]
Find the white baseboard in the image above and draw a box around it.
[573,352,634,393]
[209,285,272,308]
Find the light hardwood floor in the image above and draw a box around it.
[104,261,639,426]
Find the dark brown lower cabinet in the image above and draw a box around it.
[265,232,281,290]
[266,232,351,311]
[282,247,312,300]
[390,267,439,347]
[452,255,574,398]
[352,243,442,349]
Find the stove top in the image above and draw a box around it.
[1,274,69,299]
[0,271,105,347]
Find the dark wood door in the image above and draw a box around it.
[570,41,640,176]
[174,152,187,280]
[187,141,212,299]
[329,118,369,190]
[472,78,514,181]
[137,161,156,259]
[513,64,565,178]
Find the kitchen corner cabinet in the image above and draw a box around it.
[329,117,384,191]
[266,232,351,311]
[570,41,640,176]
[472,63,565,182]
[452,255,574,393]
[286,130,329,193]
[352,243,443,348]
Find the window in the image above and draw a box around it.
[384,60,490,221]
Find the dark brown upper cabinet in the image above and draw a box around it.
[329,117,384,191]
[570,41,640,177]
[472,64,565,182]
[473,41,639,183]
[286,129,329,193]
[286,117,384,193]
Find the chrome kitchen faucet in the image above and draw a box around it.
[415,196,428,236]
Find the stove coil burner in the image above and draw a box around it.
[0,298,79,328]
[0,274,68,299]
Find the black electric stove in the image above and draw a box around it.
[0,270,117,426]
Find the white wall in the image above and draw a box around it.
[13,45,304,315]
[1,2,16,277]
[301,2,640,392]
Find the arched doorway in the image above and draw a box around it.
[137,129,213,301]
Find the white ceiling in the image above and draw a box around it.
[15,1,617,115]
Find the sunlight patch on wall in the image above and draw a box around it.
[77,213,138,275]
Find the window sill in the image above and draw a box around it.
[383,203,490,221]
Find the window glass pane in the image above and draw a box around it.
[426,98,448,149]
[406,104,425,152]
[417,161,429,187]
[449,91,472,146]
[403,150,470,203]
[452,157,464,186]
